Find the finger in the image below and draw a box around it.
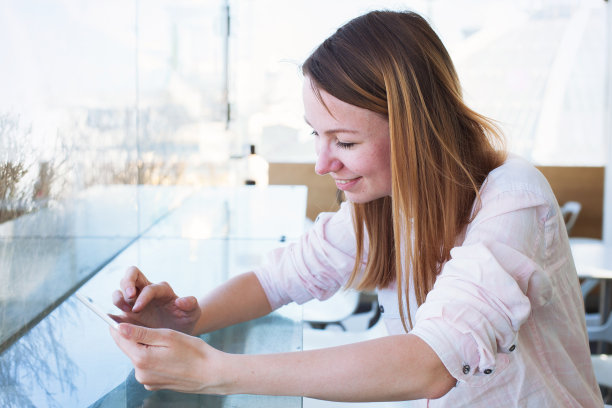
[108,313,143,326]
[110,325,159,377]
[109,325,120,344]
[120,266,150,300]
[135,372,165,391]
[175,296,199,312]
[132,282,175,312]
[112,290,135,312]
[118,323,170,347]
[109,324,140,357]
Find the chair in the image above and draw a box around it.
[587,314,612,343]
[593,353,612,406]
[303,316,388,350]
[585,288,612,403]
[571,237,603,327]
[303,290,361,331]
[578,314,612,406]
[561,201,582,235]
[592,355,612,388]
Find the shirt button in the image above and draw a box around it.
[462,364,470,374]
[379,304,385,314]
[509,344,516,352]
[483,368,493,375]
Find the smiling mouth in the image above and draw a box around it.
[336,179,357,184]
[334,177,362,190]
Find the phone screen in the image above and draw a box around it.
[75,292,119,330]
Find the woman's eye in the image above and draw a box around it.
[336,141,355,149]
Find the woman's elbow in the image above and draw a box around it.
[423,372,455,399]
[406,334,456,400]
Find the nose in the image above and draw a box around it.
[315,146,342,175]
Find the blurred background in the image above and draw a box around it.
[1,0,607,204]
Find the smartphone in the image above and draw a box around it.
[75,292,119,330]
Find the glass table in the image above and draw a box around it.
[0,185,307,407]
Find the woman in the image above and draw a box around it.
[110,10,602,406]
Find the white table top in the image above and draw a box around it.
[570,237,612,279]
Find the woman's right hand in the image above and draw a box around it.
[112,266,201,335]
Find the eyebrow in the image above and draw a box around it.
[303,117,359,135]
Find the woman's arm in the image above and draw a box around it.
[113,268,273,335]
[223,333,455,401]
[110,324,455,401]
[192,204,357,334]
[193,271,273,335]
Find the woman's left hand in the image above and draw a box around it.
[109,323,225,393]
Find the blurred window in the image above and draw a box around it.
[229,0,608,166]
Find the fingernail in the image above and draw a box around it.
[127,287,135,297]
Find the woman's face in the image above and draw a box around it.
[302,78,392,203]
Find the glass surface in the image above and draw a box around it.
[144,185,307,240]
[0,186,306,407]
[0,0,228,355]
[0,236,130,351]
[0,185,195,350]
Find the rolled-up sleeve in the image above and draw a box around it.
[410,189,554,385]
[253,202,358,310]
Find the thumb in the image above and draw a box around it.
[175,296,199,312]
[119,323,167,346]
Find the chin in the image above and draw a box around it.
[344,192,389,204]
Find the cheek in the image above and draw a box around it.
[359,156,389,180]
[371,146,392,191]
[373,145,392,177]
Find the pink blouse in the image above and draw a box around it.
[253,155,603,407]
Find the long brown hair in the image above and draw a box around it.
[302,10,506,331]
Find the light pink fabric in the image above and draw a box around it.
[253,155,603,407]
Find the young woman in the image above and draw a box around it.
[110,10,603,406]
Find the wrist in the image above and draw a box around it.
[208,351,244,395]
[187,341,231,395]
[191,301,208,335]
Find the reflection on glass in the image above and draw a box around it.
[0,238,303,407]
[0,237,132,349]
[91,314,302,408]
[0,0,230,353]
[0,301,79,408]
